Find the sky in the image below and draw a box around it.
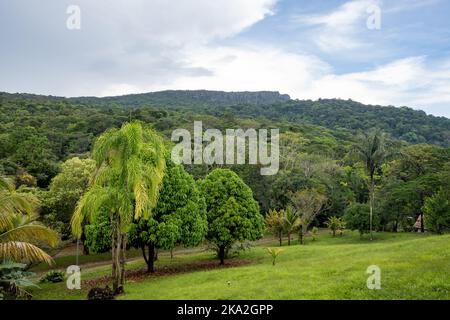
[1,0,450,117]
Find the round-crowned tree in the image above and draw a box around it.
[84,156,208,273]
[128,157,207,272]
[423,188,450,234]
[199,169,265,264]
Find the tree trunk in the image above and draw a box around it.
[369,180,374,241]
[110,212,118,292]
[80,230,89,255]
[420,213,425,233]
[113,217,123,294]
[332,229,336,237]
[120,233,127,288]
[147,244,155,273]
[141,245,148,266]
[299,226,304,245]
[218,246,225,265]
[278,231,282,247]
[287,232,291,246]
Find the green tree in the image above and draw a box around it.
[43,157,95,239]
[11,136,58,187]
[265,209,284,246]
[83,206,111,254]
[200,169,264,265]
[128,157,207,272]
[84,157,208,273]
[71,122,165,294]
[344,203,379,238]
[423,188,450,234]
[289,189,327,244]
[351,130,394,240]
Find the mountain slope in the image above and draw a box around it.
[1,90,449,146]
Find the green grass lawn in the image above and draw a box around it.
[31,232,450,300]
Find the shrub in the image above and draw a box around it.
[87,286,115,300]
[266,248,284,266]
[0,261,36,300]
[39,270,65,283]
[311,226,319,241]
[325,216,345,237]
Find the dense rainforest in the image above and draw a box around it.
[0,90,449,241]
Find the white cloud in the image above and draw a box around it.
[0,0,278,96]
[1,0,450,117]
[151,46,331,93]
[306,56,450,113]
[293,0,381,52]
[384,0,442,14]
[100,43,450,116]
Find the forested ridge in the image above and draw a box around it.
[2,90,448,147]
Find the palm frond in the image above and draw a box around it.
[0,241,54,265]
[0,223,58,247]
[71,186,113,238]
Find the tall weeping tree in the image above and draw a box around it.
[351,130,396,240]
[71,122,165,294]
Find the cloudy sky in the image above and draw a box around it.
[1,0,450,117]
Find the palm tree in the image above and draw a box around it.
[351,130,393,240]
[282,206,300,246]
[325,216,345,237]
[71,122,165,294]
[0,177,57,265]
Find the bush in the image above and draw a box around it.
[0,261,35,300]
[325,216,345,237]
[39,270,65,283]
[87,286,115,300]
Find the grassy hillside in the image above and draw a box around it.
[31,232,450,300]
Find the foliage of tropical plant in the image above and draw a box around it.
[282,206,300,246]
[0,177,58,265]
[200,169,264,265]
[266,247,284,266]
[289,189,327,244]
[71,121,166,293]
[325,216,345,237]
[0,260,37,300]
[265,209,284,246]
[39,270,65,283]
[423,188,450,234]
